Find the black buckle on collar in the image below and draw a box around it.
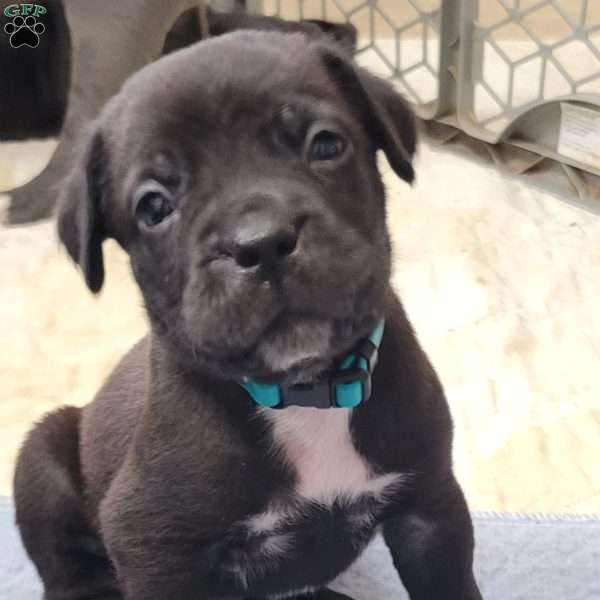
[278,380,333,409]
[277,365,372,409]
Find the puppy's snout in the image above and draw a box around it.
[225,211,300,272]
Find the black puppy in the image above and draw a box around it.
[14,32,482,600]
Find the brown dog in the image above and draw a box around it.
[14,31,482,600]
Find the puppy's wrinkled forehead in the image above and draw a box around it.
[108,32,344,157]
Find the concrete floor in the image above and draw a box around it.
[1,137,599,513]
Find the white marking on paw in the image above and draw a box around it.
[228,532,295,590]
[259,533,293,558]
[247,508,287,534]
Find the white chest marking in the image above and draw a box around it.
[235,408,403,592]
[263,407,403,504]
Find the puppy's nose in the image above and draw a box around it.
[227,214,299,271]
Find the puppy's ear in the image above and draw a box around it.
[57,127,107,293]
[320,48,416,184]
[303,19,357,54]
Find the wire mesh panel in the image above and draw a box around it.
[257,0,447,118]
[458,0,600,142]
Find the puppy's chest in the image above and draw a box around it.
[215,409,403,592]
[263,407,401,503]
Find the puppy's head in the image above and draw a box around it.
[58,31,416,382]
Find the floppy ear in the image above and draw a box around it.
[319,48,417,184]
[303,19,357,55]
[57,127,108,293]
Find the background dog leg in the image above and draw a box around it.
[382,476,482,600]
[6,0,201,224]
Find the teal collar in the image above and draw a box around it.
[239,320,385,409]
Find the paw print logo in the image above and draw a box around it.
[4,15,45,48]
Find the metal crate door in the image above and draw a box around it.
[457,0,600,176]
[257,0,453,120]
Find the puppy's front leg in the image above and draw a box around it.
[103,539,216,600]
[383,475,482,600]
[100,487,219,599]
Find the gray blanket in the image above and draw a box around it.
[1,497,598,599]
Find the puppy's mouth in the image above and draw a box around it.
[216,311,335,381]
[187,310,376,384]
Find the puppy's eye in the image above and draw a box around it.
[308,130,347,162]
[134,182,175,229]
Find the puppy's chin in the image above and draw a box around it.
[254,316,333,383]
[166,309,374,384]
[193,310,379,384]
